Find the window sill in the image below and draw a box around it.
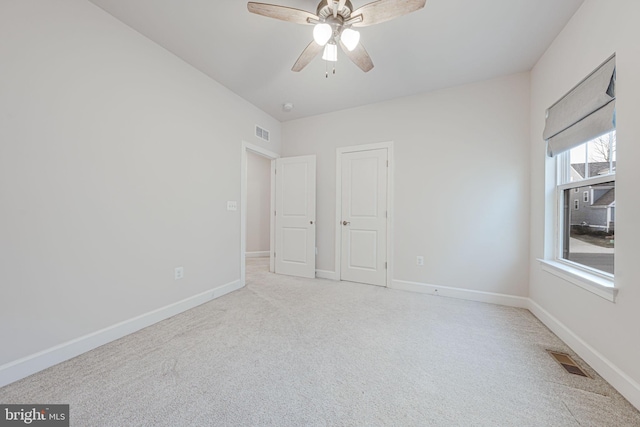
[538,259,617,302]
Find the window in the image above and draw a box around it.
[542,54,616,288]
[557,131,615,276]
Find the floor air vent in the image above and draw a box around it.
[547,350,591,378]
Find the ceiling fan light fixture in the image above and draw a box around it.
[247,0,427,73]
[340,28,360,51]
[313,23,332,46]
[322,42,338,62]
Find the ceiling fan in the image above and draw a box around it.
[247,0,427,73]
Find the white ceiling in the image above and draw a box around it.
[88,0,584,122]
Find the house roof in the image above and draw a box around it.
[571,162,615,178]
[593,188,615,207]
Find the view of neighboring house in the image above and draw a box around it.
[570,162,616,233]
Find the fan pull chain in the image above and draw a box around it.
[324,61,336,78]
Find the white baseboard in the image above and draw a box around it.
[390,278,639,410]
[316,269,339,280]
[390,279,530,308]
[245,251,270,258]
[0,279,243,388]
[528,299,640,410]
[3,273,638,412]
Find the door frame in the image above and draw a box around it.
[240,141,279,285]
[335,141,394,287]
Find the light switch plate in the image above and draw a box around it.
[227,201,237,211]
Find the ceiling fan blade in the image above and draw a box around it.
[350,0,426,27]
[339,41,374,72]
[247,2,318,25]
[292,41,324,72]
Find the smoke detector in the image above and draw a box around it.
[282,102,294,112]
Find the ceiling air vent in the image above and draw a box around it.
[255,125,270,142]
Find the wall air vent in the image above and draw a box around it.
[255,125,270,142]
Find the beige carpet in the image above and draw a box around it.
[1,257,639,426]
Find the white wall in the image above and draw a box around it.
[0,0,280,369]
[529,0,640,407]
[246,151,271,253]
[282,73,531,297]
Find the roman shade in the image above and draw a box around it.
[544,55,616,157]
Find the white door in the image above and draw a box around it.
[340,148,388,286]
[275,155,316,278]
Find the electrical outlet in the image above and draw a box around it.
[174,267,184,280]
[227,201,237,211]
[416,256,424,266]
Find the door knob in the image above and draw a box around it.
[310,221,314,224]
[342,221,350,226]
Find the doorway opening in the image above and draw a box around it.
[241,142,318,284]
[240,142,279,285]
[246,150,272,260]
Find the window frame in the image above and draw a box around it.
[541,54,617,302]
[553,150,615,284]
